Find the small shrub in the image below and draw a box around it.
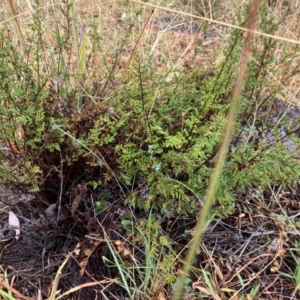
[0,1,299,219]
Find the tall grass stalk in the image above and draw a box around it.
[6,0,25,49]
[172,1,262,299]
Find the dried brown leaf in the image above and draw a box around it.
[71,193,82,218]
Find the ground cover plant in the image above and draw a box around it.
[0,0,300,299]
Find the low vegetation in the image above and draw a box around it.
[0,0,300,299]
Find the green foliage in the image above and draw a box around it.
[122,213,176,288]
[0,1,299,220]
[123,213,172,259]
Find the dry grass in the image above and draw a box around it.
[3,0,299,91]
